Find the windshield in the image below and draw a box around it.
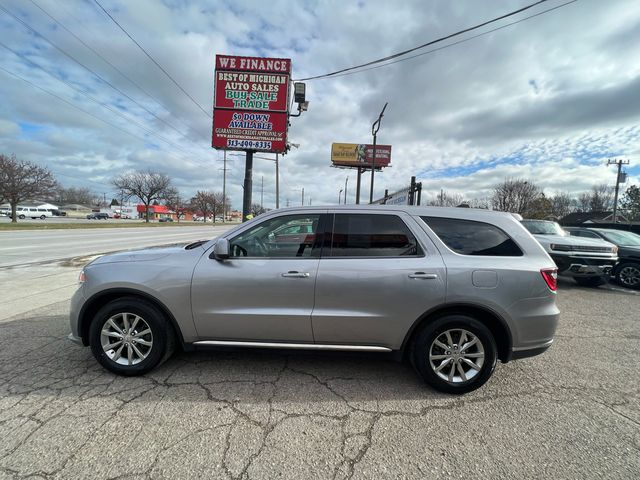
[598,230,640,246]
[521,220,566,236]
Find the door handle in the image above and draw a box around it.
[281,271,310,278]
[408,272,438,279]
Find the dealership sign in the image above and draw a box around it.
[331,143,392,168]
[212,55,291,153]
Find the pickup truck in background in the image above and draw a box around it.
[521,219,618,287]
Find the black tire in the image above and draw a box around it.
[574,276,605,287]
[40,215,46,220]
[614,262,640,289]
[18,214,25,219]
[89,297,175,376]
[411,315,497,394]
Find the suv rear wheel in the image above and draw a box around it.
[89,297,175,376]
[411,315,497,394]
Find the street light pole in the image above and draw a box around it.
[301,187,305,206]
[338,189,343,205]
[369,102,388,204]
[344,177,349,204]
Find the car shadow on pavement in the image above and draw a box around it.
[0,313,474,407]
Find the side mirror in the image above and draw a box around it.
[212,238,230,260]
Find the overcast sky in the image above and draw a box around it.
[1,0,639,209]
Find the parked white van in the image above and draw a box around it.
[14,207,53,220]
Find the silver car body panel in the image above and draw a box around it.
[70,205,560,358]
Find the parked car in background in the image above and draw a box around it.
[69,206,560,394]
[521,219,618,287]
[11,207,52,220]
[0,207,10,216]
[565,227,640,289]
[87,212,110,220]
[158,217,174,222]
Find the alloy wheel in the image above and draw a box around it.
[100,312,153,366]
[429,329,485,384]
[619,265,640,287]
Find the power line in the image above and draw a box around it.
[296,0,563,81]
[27,0,191,137]
[0,41,198,159]
[0,65,206,169]
[317,0,578,80]
[92,0,212,118]
[0,2,191,139]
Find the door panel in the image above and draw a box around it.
[191,257,319,342]
[311,213,446,349]
[190,212,325,343]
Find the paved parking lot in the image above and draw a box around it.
[0,270,638,479]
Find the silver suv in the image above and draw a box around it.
[69,206,559,394]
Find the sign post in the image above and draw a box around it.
[212,55,292,221]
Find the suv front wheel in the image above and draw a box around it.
[89,297,175,376]
[411,315,497,394]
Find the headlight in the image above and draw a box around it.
[612,246,618,254]
[550,244,571,251]
[78,269,86,285]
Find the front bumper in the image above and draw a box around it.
[551,254,617,277]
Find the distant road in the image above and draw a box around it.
[0,225,232,268]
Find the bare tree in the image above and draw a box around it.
[164,187,184,222]
[523,195,553,219]
[549,192,574,219]
[491,178,541,214]
[190,191,215,222]
[468,197,491,209]
[589,184,614,212]
[428,191,465,207]
[575,192,591,212]
[0,154,58,223]
[56,186,97,206]
[250,203,267,216]
[573,184,615,213]
[112,170,173,222]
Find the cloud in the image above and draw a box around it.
[0,0,639,210]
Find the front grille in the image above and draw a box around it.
[551,244,614,253]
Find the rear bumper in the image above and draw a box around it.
[67,333,83,346]
[510,339,553,360]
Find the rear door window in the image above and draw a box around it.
[329,213,422,257]
[420,216,522,256]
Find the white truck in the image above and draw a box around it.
[521,220,618,286]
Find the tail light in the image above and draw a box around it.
[540,268,558,291]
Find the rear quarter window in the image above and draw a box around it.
[420,216,523,256]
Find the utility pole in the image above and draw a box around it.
[275,153,280,209]
[608,158,630,223]
[301,187,305,206]
[260,175,264,210]
[339,189,343,204]
[242,151,253,222]
[344,177,349,204]
[222,150,227,222]
[286,198,290,207]
[369,102,388,204]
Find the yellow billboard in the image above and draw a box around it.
[331,143,360,165]
[331,143,391,167]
